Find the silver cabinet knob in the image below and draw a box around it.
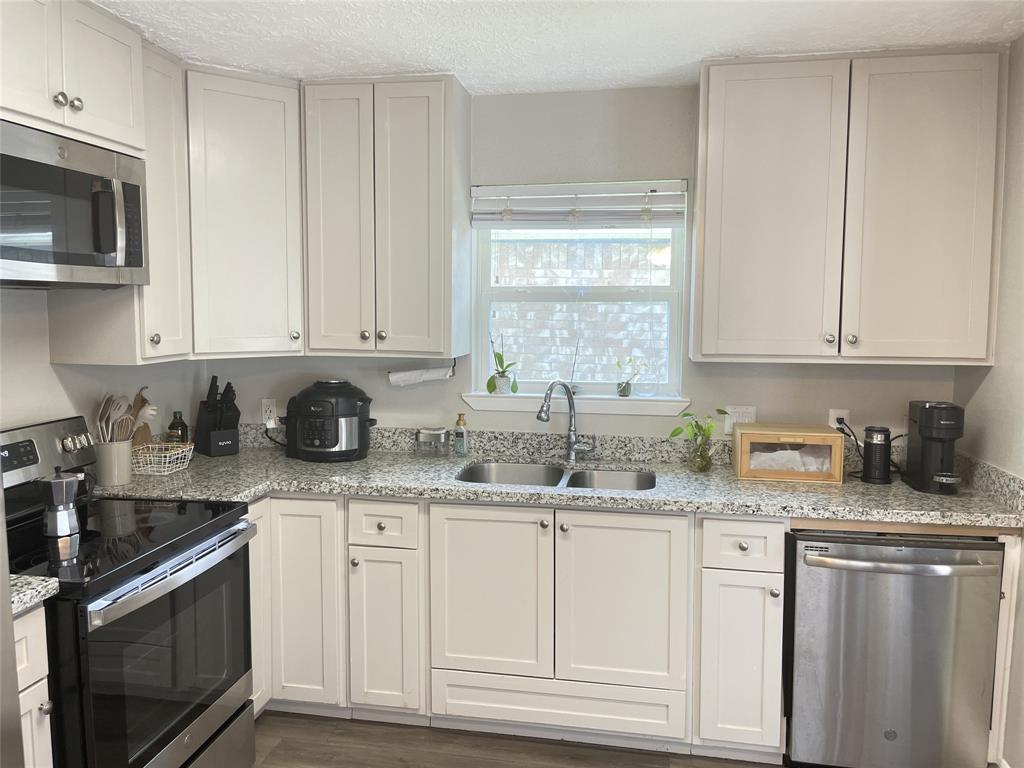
[149,333,161,345]
[69,96,84,111]
[376,521,387,531]
[846,333,859,344]
[39,700,54,716]
[289,330,301,341]
[377,330,388,341]
[539,519,550,529]
[350,558,360,567]
[769,588,781,599]
[53,91,69,107]
[61,437,76,453]
[737,541,750,552]
[559,523,570,533]
[824,333,837,344]
[360,330,371,341]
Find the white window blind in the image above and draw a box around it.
[472,180,687,229]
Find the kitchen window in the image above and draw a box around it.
[469,181,686,410]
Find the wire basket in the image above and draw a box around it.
[131,442,194,476]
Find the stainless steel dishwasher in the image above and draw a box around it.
[788,532,1004,768]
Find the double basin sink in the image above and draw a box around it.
[457,462,656,491]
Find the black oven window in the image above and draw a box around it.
[85,550,250,768]
[0,154,118,267]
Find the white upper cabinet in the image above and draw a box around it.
[694,52,1003,364]
[140,48,192,358]
[841,54,999,360]
[0,0,145,150]
[303,76,472,358]
[373,80,446,354]
[699,59,850,358]
[305,83,376,352]
[0,0,62,123]
[188,71,304,355]
[554,511,689,690]
[430,505,554,678]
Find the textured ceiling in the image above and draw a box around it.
[98,0,1024,94]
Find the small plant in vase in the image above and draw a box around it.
[670,408,728,472]
[486,335,519,395]
[614,357,647,397]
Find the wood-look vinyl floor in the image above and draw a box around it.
[254,712,768,768]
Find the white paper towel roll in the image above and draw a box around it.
[388,366,454,387]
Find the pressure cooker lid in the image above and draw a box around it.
[300,380,371,405]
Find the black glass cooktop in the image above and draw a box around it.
[7,497,246,597]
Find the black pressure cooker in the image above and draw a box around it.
[285,380,376,462]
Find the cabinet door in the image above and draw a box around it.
[699,569,784,747]
[700,60,849,357]
[348,546,419,709]
[245,499,272,714]
[188,72,304,354]
[305,83,377,352]
[430,505,554,677]
[373,81,445,353]
[270,498,339,704]
[0,0,63,124]
[140,49,192,359]
[555,511,688,690]
[842,54,998,360]
[19,678,54,768]
[61,0,145,149]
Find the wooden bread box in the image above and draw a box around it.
[733,423,845,484]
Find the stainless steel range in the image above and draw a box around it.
[2,417,256,768]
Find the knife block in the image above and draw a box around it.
[193,401,239,457]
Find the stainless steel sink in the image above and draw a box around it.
[456,462,565,487]
[565,469,657,491]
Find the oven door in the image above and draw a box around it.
[0,120,147,287]
[81,522,255,768]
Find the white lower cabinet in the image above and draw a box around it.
[270,497,340,704]
[245,499,272,714]
[13,607,53,767]
[347,545,419,708]
[19,677,54,768]
[699,568,784,746]
[431,669,688,739]
[430,505,554,677]
[555,510,688,690]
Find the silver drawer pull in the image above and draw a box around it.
[539,519,550,529]
[351,558,360,567]
[737,541,750,552]
[769,588,781,598]
[376,521,387,531]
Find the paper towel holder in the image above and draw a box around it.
[387,358,457,377]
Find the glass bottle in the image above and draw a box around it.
[167,411,189,443]
[453,413,469,457]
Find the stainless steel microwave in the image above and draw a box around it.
[0,120,148,287]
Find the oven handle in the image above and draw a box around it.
[112,178,127,268]
[803,553,1001,577]
[85,520,255,632]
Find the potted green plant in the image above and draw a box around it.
[614,357,646,397]
[486,335,519,394]
[670,408,728,472]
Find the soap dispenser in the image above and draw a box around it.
[453,413,470,457]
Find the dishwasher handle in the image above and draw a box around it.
[803,553,1000,578]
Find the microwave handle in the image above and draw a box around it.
[85,521,255,632]
[112,179,126,267]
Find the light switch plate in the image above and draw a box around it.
[724,405,756,435]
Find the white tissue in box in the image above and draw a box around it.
[749,445,832,472]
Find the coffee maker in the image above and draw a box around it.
[902,401,964,494]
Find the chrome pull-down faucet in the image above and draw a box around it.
[536,379,593,463]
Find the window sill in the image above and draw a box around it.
[460,393,691,417]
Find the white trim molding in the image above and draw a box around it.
[461,392,690,417]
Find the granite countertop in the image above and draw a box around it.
[10,574,59,618]
[93,448,1023,529]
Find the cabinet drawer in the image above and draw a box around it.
[702,519,785,572]
[431,669,687,739]
[348,499,418,548]
[13,607,48,691]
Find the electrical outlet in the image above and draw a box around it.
[724,405,757,435]
[261,398,279,429]
[828,408,851,429]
